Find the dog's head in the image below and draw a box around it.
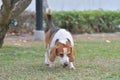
[49,41,75,67]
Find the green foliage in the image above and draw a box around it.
[8,10,120,34]
[52,10,120,33]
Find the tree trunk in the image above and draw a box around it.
[0,0,32,48]
[0,24,9,48]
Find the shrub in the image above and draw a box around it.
[8,10,120,35]
[52,10,120,33]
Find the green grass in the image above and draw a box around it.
[0,40,120,80]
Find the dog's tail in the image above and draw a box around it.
[46,8,56,29]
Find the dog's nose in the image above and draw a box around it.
[64,63,68,67]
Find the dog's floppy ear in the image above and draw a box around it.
[49,39,59,62]
[69,47,75,62]
[49,46,57,62]
[66,41,75,62]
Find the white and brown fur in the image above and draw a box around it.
[45,8,75,69]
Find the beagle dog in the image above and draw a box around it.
[45,8,75,69]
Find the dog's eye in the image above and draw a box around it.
[59,54,63,57]
[67,54,71,57]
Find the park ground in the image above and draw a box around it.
[4,32,120,46]
[0,33,120,80]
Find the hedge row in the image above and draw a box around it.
[52,10,120,33]
[8,10,120,35]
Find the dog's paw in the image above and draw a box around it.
[45,59,50,66]
[45,62,49,66]
[69,66,75,70]
[49,62,55,68]
[69,62,75,70]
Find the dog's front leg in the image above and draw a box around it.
[69,62,75,69]
[45,47,50,65]
[45,52,49,65]
[48,61,55,68]
[45,48,55,68]
[45,52,55,67]
[48,47,56,68]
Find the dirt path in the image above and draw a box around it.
[4,32,120,46]
[73,32,120,41]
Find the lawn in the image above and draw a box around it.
[0,39,120,80]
